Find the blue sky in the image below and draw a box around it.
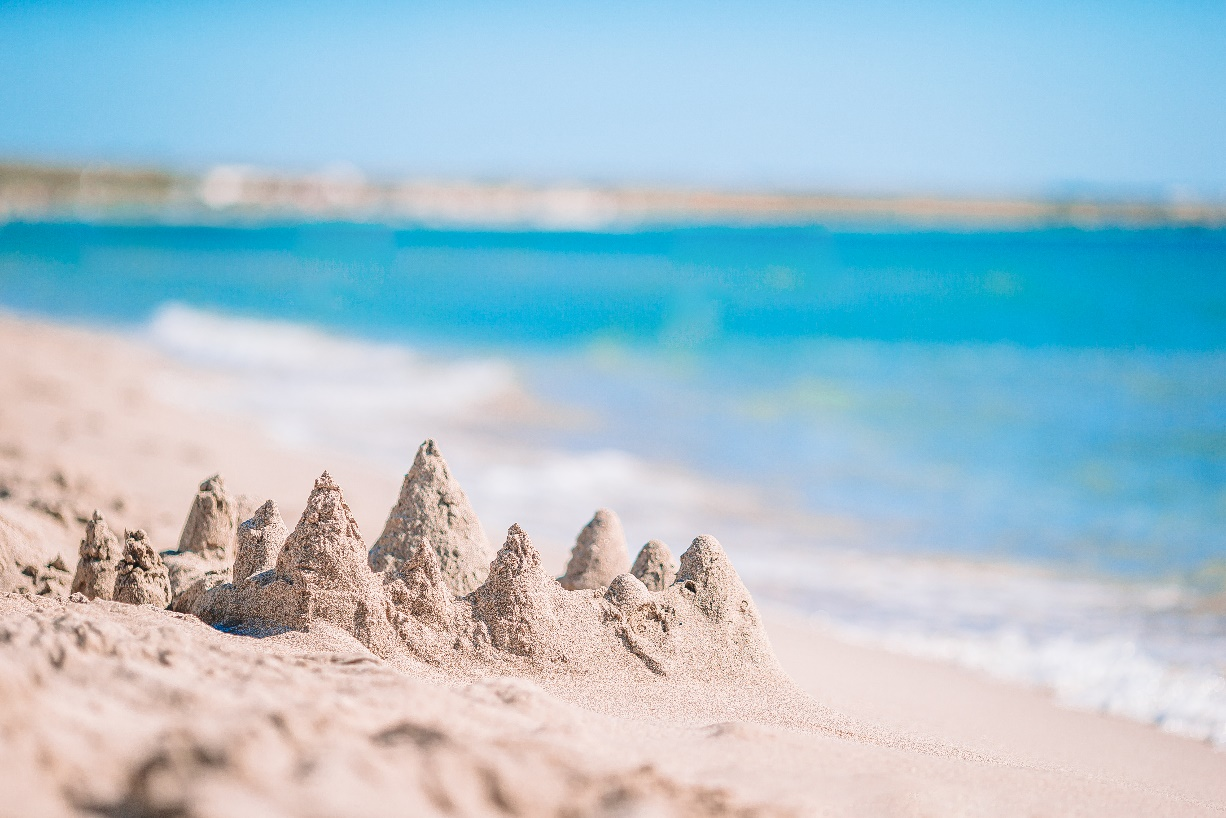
[1,0,1223,197]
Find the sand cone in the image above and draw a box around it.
[387,536,454,629]
[176,474,240,560]
[268,471,396,654]
[113,530,171,607]
[233,499,288,582]
[368,439,492,595]
[559,509,630,591]
[475,524,559,656]
[630,539,677,592]
[676,535,759,624]
[70,510,121,600]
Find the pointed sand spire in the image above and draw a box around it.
[71,510,121,600]
[176,474,240,560]
[474,524,560,656]
[265,471,396,654]
[113,530,171,607]
[559,508,630,591]
[233,499,288,582]
[276,471,366,581]
[675,534,760,625]
[368,439,492,596]
[386,536,454,629]
[630,540,677,592]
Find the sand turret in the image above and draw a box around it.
[474,524,561,657]
[233,499,288,582]
[275,472,367,581]
[194,472,395,656]
[113,530,171,607]
[559,509,630,591]
[630,540,677,592]
[70,510,121,600]
[163,474,249,605]
[385,537,455,630]
[368,439,493,595]
[177,474,240,560]
[676,535,760,625]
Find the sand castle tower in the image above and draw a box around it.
[162,474,253,607]
[177,474,241,560]
[113,530,171,607]
[70,510,122,600]
[559,509,631,590]
[267,472,397,654]
[630,539,677,591]
[475,524,562,657]
[368,439,493,596]
[233,499,288,582]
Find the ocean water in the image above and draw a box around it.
[2,220,1225,743]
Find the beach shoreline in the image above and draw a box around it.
[2,312,1224,815]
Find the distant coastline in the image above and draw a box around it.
[2,160,1223,230]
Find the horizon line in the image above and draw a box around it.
[3,159,1224,231]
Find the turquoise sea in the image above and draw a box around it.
[3,221,1223,577]
[3,220,1226,742]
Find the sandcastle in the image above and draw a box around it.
[559,508,631,591]
[113,529,171,607]
[161,474,254,607]
[367,439,493,595]
[630,539,678,591]
[232,499,288,581]
[78,440,781,682]
[70,511,121,600]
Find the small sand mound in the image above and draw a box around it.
[113,530,171,607]
[368,439,493,595]
[233,499,287,581]
[631,539,677,591]
[559,508,631,591]
[384,537,455,630]
[0,503,75,597]
[70,510,121,600]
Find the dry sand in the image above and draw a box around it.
[1,313,1223,817]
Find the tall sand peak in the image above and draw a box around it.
[176,474,239,560]
[233,499,287,582]
[630,539,677,592]
[560,508,631,590]
[474,524,562,657]
[368,439,492,595]
[71,510,121,600]
[114,530,170,608]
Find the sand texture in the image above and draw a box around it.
[2,313,1225,817]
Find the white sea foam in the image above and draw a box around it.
[143,304,746,562]
[741,548,1226,746]
[142,304,1226,747]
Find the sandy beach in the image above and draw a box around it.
[2,313,1224,817]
